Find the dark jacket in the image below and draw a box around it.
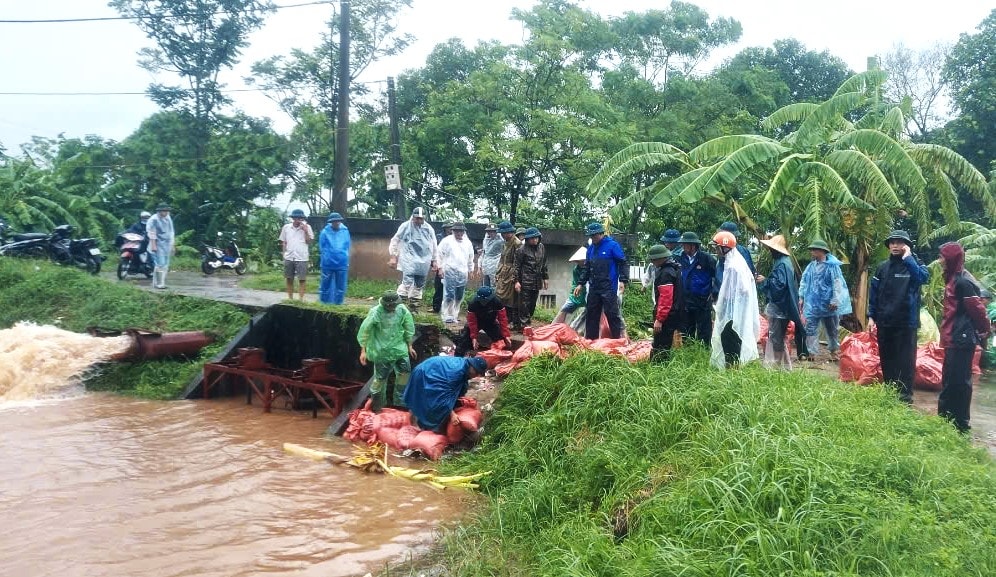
[466,294,511,339]
[578,235,628,295]
[758,253,803,327]
[869,253,930,327]
[678,249,717,307]
[653,259,684,327]
[939,243,989,349]
[513,242,548,290]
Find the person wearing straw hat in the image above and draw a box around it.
[554,246,589,326]
[676,231,717,343]
[755,234,807,368]
[318,212,350,304]
[494,221,522,331]
[868,230,929,404]
[146,203,175,289]
[710,231,760,369]
[575,222,629,339]
[647,244,684,362]
[437,222,475,323]
[479,223,503,288]
[799,239,851,361]
[513,227,549,328]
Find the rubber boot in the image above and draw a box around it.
[159,269,168,289]
[409,297,421,315]
[153,267,163,289]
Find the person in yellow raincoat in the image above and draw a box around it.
[493,221,523,331]
[357,291,417,412]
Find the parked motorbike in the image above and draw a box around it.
[201,232,247,275]
[114,231,154,280]
[0,220,55,259]
[48,225,104,275]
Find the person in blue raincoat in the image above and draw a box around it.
[403,356,486,432]
[318,212,350,304]
[798,239,851,361]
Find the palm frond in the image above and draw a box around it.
[795,92,868,148]
[923,221,990,245]
[759,155,805,211]
[699,141,788,195]
[687,135,780,165]
[833,70,888,97]
[607,179,668,221]
[824,149,900,208]
[877,106,906,139]
[908,143,996,221]
[650,167,709,207]
[586,142,689,202]
[760,103,819,133]
[835,129,927,194]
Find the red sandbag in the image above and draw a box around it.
[599,313,612,339]
[454,405,483,432]
[374,408,412,430]
[376,426,401,449]
[839,331,882,385]
[410,430,449,460]
[343,409,377,443]
[621,340,652,362]
[396,425,420,450]
[494,360,516,377]
[524,323,582,345]
[445,413,465,444]
[914,343,944,391]
[587,338,630,355]
[511,339,562,363]
[476,348,513,369]
[456,396,478,409]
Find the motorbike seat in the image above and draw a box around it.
[13,233,48,242]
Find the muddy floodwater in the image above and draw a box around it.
[0,395,467,577]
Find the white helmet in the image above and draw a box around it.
[140,211,152,220]
[411,207,426,219]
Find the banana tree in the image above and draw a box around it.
[588,70,994,327]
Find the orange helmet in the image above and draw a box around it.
[712,230,737,248]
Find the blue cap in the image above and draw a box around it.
[720,221,739,234]
[523,227,542,239]
[476,286,495,299]
[497,221,515,234]
[661,229,681,243]
[467,357,487,374]
[585,222,605,236]
[290,208,306,218]
[327,212,343,222]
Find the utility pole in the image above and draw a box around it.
[386,77,406,219]
[331,0,350,215]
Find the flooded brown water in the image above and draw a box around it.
[0,395,467,577]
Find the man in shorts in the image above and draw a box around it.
[278,208,314,299]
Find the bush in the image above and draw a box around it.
[429,348,996,576]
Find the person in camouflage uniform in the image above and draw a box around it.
[493,221,522,331]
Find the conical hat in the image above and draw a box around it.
[568,246,587,262]
[760,234,791,256]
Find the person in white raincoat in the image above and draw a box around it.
[388,207,437,313]
[710,230,760,369]
[478,223,503,287]
[436,222,475,323]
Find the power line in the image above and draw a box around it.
[0,1,334,24]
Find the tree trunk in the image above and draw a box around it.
[853,244,870,330]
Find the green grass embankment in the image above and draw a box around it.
[426,346,996,576]
[0,259,249,399]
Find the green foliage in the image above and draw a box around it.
[0,259,249,399]
[431,351,996,575]
[942,9,996,173]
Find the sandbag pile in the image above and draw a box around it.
[838,328,980,390]
[342,398,483,460]
[492,323,652,377]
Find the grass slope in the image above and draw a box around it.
[431,346,996,576]
[0,259,249,399]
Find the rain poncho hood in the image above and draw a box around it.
[390,219,437,276]
[356,303,415,363]
[710,247,760,369]
[403,356,478,431]
[438,234,475,287]
[319,223,350,270]
[480,234,504,277]
[799,253,852,317]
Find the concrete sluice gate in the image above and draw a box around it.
[184,304,440,433]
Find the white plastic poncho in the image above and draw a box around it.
[479,234,504,278]
[710,247,760,369]
[437,235,475,287]
[389,220,437,276]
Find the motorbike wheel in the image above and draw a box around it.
[86,257,101,275]
[144,267,154,279]
[117,258,131,280]
[201,260,216,275]
[235,260,248,275]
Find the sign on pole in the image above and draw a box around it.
[385,164,401,190]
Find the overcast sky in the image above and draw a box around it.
[0,0,992,152]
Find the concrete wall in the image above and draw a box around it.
[310,217,612,312]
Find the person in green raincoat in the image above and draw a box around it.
[357,291,417,412]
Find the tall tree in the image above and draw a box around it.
[942,8,996,173]
[883,42,950,141]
